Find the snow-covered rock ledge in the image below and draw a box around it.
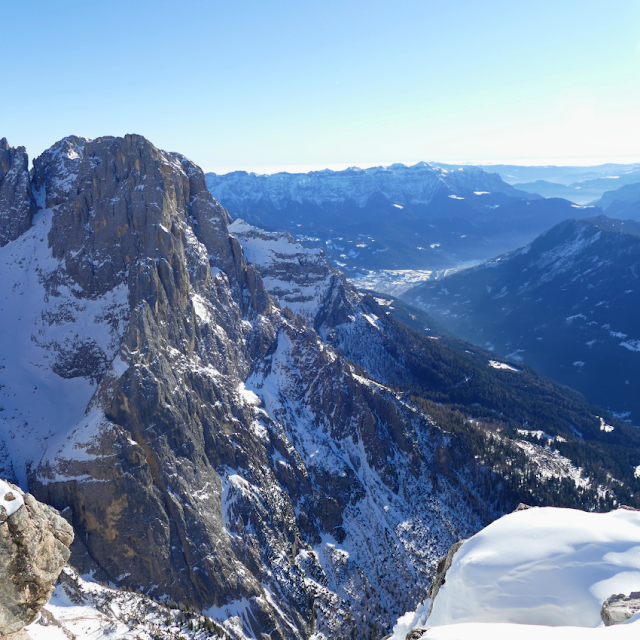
[389,506,640,640]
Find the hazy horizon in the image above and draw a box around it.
[205,155,640,176]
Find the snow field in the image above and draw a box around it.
[390,507,640,640]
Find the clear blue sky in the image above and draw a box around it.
[2,0,639,172]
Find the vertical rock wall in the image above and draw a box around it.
[0,138,36,247]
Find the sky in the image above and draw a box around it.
[1,0,639,173]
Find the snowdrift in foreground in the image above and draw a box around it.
[390,506,640,639]
[419,616,640,639]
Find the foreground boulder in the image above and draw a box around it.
[601,592,640,626]
[0,479,73,636]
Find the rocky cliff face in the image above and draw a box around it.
[0,135,638,640]
[0,479,73,636]
[0,138,36,247]
[0,134,484,639]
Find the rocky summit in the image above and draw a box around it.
[0,134,480,639]
[0,135,639,640]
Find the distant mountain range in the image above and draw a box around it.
[206,163,601,276]
[594,181,640,220]
[480,163,640,205]
[402,215,640,424]
[479,163,640,185]
[206,162,532,229]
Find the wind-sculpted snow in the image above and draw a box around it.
[390,506,640,639]
[419,620,640,639]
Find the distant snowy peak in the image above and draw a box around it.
[206,162,528,212]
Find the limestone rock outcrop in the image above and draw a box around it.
[0,132,485,638]
[424,539,466,621]
[0,138,35,247]
[601,591,640,626]
[0,479,73,636]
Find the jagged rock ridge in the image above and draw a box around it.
[0,138,36,247]
[0,134,486,639]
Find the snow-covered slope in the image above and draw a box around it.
[0,206,129,486]
[390,506,640,639]
[228,219,335,320]
[429,507,640,627]
[402,216,640,423]
[26,567,236,640]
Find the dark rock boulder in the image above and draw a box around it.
[424,539,466,620]
[405,629,429,639]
